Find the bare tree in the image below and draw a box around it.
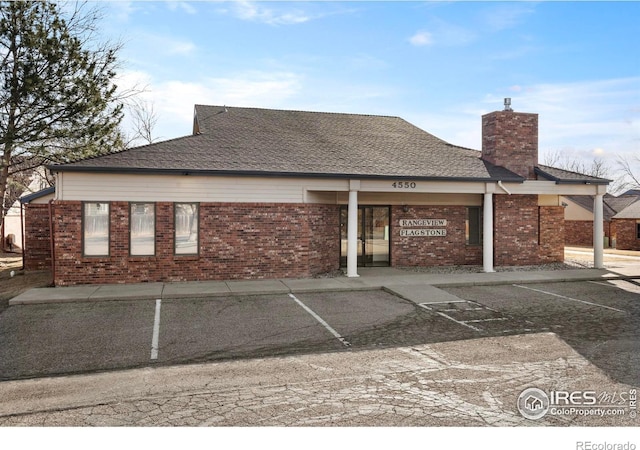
[543,150,627,193]
[126,98,159,146]
[543,150,611,178]
[617,154,640,192]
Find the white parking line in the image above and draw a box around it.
[288,293,351,347]
[151,299,162,360]
[418,303,482,332]
[513,284,626,313]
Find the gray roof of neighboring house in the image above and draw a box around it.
[19,186,55,204]
[564,194,639,221]
[612,199,640,219]
[49,105,610,184]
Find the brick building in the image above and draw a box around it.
[611,200,640,251]
[563,194,640,249]
[22,101,609,286]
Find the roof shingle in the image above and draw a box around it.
[50,105,610,186]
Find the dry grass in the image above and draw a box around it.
[0,253,52,312]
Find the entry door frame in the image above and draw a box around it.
[340,205,391,268]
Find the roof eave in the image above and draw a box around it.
[534,167,610,185]
[48,165,525,183]
[19,186,55,204]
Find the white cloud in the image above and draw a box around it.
[410,20,476,48]
[409,31,433,47]
[482,4,537,32]
[412,78,640,185]
[135,32,197,56]
[230,1,311,26]
[107,1,140,23]
[117,70,304,141]
[167,1,197,15]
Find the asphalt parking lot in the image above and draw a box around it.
[0,279,638,385]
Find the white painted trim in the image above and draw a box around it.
[347,188,359,278]
[483,190,494,273]
[594,194,604,269]
[496,181,601,195]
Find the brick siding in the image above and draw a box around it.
[23,204,52,271]
[28,197,566,285]
[51,201,340,286]
[539,206,565,262]
[565,220,612,247]
[612,219,640,251]
[391,205,482,267]
[494,195,539,265]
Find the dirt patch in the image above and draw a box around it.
[0,253,51,313]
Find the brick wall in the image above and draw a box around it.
[391,205,482,267]
[23,204,52,271]
[565,220,612,247]
[308,204,341,274]
[612,219,640,251]
[482,111,538,179]
[494,195,540,265]
[539,206,565,262]
[51,201,340,286]
[41,197,568,285]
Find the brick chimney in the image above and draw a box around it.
[481,99,538,179]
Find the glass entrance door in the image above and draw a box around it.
[340,206,390,267]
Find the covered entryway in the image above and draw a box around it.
[340,206,390,267]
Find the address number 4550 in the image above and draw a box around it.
[391,181,417,189]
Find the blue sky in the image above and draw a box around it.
[101,1,639,185]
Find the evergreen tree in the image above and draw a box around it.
[0,0,124,219]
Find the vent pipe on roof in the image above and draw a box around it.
[504,98,513,112]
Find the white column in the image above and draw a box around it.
[347,181,360,277]
[483,186,495,273]
[593,193,604,269]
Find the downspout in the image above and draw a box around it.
[497,180,512,195]
[48,199,56,287]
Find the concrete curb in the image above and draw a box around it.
[8,270,639,306]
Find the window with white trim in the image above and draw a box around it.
[83,202,109,256]
[130,203,155,256]
[175,203,199,255]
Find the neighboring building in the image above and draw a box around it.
[22,101,610,286]
[611,199,640,251]
[18,187,55,270]
[563,194,639,248]
[1,167,50,253]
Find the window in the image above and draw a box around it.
[83,202,109,256]
[175,203,199,254]
[130,203,155,256]
[636,221,640,240]
[466,207,483,245]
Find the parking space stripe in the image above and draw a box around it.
[418,303,482,332]
[288,293,351,347]
[150,299,162,360]
[513,284,626,313]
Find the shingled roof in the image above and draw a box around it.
[612,198,640,219]
[50,105,608,185]
[564,194,639,221]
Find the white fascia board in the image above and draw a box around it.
[496,181,601,196]
[359,179,486,194]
